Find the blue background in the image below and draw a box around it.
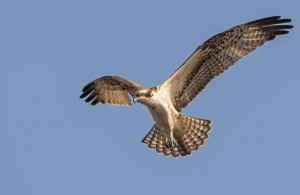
[1,0,299,194]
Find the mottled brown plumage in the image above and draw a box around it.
[80,76,144,106]
[80,16,293,158]
[142,115,211,157]
[165,16,293,111]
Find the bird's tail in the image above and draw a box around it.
[141,114,211,158]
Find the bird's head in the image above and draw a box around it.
[133,87,158,105]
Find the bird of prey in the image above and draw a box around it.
[80,16,293,158]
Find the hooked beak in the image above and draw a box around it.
[133,97,138,104]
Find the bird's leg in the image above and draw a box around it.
[170,131,177,147]
[165,128,177,149]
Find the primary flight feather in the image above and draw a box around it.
[80,16,293,157]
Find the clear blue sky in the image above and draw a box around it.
[1,0,299,195]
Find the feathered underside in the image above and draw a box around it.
[142,115,212,157]
[79,16,293,158]
[80,76,144,106]
[164,16,293,111]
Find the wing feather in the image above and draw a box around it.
[163,16,293,111]
[80,76,144,106]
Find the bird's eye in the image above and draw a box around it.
[146,92,153,97]
[136,93,140,97]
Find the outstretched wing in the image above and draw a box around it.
[80,76,145,106]
[163,16,293,111]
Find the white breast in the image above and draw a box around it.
[146,86,178,130]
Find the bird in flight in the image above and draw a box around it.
[80,16,293,158]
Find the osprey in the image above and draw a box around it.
[80,16,293,157]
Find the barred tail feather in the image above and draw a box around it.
[178,114,211,156]
[141,124,156,144]
[142,124,180,157]
[141,114,212,158]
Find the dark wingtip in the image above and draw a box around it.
[274,19,292,25]
[82,82,93,92]
[246,16,281,25]
[275,30,290,35]
[79,94,85,99]
[84,91,96,103]
[91,98,100,105]
[247,16,294,39]
[246,16,294,27]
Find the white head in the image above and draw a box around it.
[133,87,158,106]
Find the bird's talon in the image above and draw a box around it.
[165,133,177,149]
